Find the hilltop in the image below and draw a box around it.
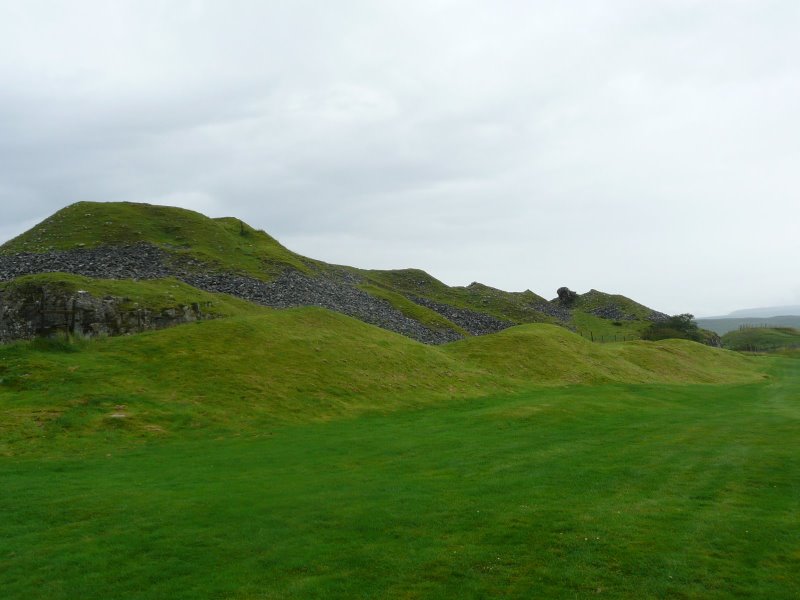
[1,201,670,344]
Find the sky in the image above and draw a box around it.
[0,1,798,316]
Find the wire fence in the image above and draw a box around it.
[576,331,636,343]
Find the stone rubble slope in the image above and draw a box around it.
[0,244,474,344]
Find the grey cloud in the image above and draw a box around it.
[1,1,798,315]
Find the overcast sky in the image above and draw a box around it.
[1,1,798,316]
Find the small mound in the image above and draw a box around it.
[443,323,759,385]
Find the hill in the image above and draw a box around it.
[0,201,674,344]
[727,305,800,318]
[721,326,800,352]
[696,316,800,335]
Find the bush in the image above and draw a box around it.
[642,314,704,343]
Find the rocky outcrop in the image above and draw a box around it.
[0,243,669,345]
[0,284,208,344]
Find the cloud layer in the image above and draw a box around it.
[1,1,798,315]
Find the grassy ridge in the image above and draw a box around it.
[0,309,762,455]
[0,359,796,598]
[0,201,311,278]
[362,268,556,324]
[698,316,800,335]
[1,201,667,339]
[722,327,800,352]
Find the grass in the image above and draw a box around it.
[362,268,557,325]
[722,327,800,352]
[570,311,649,342]
[0,201,312,278]
[698,316,800,335]
[1,201,667,337]
[0,355,797,598]
[358,283,468,336]
[0,311,763,456]
[573,289,656,320]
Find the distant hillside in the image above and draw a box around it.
[697,316,800,335]
[721,326,800,352]
[727,305,800,318]
[0,201,673,344]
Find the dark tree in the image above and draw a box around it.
[642,313,703,342]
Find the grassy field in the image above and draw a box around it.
[0,313,797,598]
[1,357,797,598]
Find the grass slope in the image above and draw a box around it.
[573,289,657,320]
[0,357,796,598]
[722,327,800,352]
[2,201,671,337]
[0,310,762,456]
[0,201,311,278]
[362,268,556,324]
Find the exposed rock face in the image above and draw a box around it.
[0,284,207,344]
[0,245,462,344]
[556,287,579,307]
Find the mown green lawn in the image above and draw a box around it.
[2,357,798,598]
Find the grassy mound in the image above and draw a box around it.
[1,359,797,598]
[0,310,763,454]
[0,201,311,278]
[445,324,758,385]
